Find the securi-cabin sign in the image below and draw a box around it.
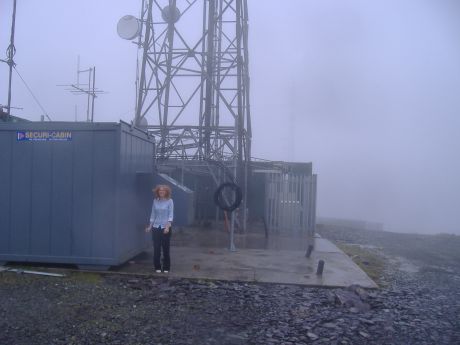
[16,131,72,141]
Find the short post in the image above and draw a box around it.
[316,260,325,275]
[305,244,314,258]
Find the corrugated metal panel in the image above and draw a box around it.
[0,121,154,268]
[117,124,155,261]
[0,131,12,254]
[264,171,317,240]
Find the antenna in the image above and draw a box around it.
[118,0,252,241]
[58,57,106,122]
[0,0,18,121]
[0,104,22,121]
[117,15,141,40]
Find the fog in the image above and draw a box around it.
[1,0,459,235]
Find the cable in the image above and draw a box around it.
[13,66,52,121]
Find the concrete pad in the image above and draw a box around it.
[120,232,378,288]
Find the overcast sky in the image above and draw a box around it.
[1,0,459,234]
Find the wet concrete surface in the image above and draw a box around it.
[120,227,378,288]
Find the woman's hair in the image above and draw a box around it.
[153,184,172,199]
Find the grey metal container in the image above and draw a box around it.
[0,121,154,269]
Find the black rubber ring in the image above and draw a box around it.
[214,182,243,212]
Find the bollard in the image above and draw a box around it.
[316,260,325,275]
[305,245,314,258]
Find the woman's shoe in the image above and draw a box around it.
[155,269,162,273]
[163,270,169,273]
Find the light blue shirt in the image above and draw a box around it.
[149,198,174,229]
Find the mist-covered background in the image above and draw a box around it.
[1,0,459,235]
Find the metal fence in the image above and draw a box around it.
[264,172,317,238]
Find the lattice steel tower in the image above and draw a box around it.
[133,0,251,169]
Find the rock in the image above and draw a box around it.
[335,290,371,312]
[347,284,369,301]
[321,322,337,329]
[307,332,319,340]
[226,334,248,340]
[359,331,370,338]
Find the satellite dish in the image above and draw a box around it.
[117,15,140,40]
[139,117,149,130]
[161,5,181,23]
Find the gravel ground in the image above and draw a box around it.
[1,225,460,345]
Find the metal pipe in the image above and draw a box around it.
[213,0,224,156]
[161,0,178,157]
[204,0,216,158]
[6,0,18,119]
[86,68,91,122]
[198,0,207,159]
[134,0,153,127]
[91,67,96,122]
[230,141,238,252]
[243,0,252,145]
[77,55,80,86]
[235,0,246,232]
[230,209,236,251]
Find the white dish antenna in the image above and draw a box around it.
[139,117,149,130]
[117,15,140,40]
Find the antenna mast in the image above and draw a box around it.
[118,0,252,240]
[0,0,18,121]
[58,57,105,122]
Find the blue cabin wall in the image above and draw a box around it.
[0,121,154,267]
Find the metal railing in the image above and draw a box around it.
[265,172,317,239]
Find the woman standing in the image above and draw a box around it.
[145,185,174,273]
